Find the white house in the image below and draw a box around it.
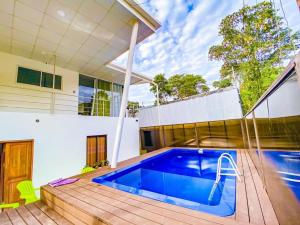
[0,0,160,204]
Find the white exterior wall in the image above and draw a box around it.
[0,51,78,114]
[0,112,139,188]
[138,88,243,127]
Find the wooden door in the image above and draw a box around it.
[97,136,106,162]
[3,141,33,204]
[87,137,97,166]
[86,135,107,166]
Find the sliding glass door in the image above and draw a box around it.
[78,74,123,117]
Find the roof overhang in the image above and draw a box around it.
[106,62,153,85]
[0,0,160,85]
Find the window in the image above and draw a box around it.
[86,135,107,167]
[97,80,111,116]
[78,74,123,117]
[17,67,41,86]
[41,72,53,88]
[17,67,62,90]
[78,74,95,116]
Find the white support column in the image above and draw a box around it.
[111,21,139,168]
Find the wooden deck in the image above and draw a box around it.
[0,148,279,225]
[0,202,72,225]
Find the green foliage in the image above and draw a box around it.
[127,101,140,117]
[168,74,209,100]
[213,78,232,89]
[209,1,299,112]
[150,74,171,104]
[150,74,209,103]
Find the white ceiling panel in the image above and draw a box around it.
[70,13,97,35]
[13,17,40,36]
[83,36,105,50]
[79,0,107,23]
[12,47,32,58]
[57,0,82,11]
[12,29,36,45]
[100,13,126,34]
[0,25,11,38]
[0,34,11,45]
[18,0,49,12]
[42,15,69,35]
[35,38,57,52]
[38,27,63,44]
[95,0,113,10]
[0,12,13,27]
[92,25,114,43]
[0,0,14,14]
[15,1,44,25]
[59,36,82,50]
[64,26,89,44]
[46,0,76,24]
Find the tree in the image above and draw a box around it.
[127,101,140,117]
[168,74,209,100]
[212,78,232,89]
[209,1,299,112]
[150,74,171,104]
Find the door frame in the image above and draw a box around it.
[0,139,34,204]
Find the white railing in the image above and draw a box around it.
[208,153,241,202]
[215,153,241,183]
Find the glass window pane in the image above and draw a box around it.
[41,72,53,88]
[112,83,123,117]
[78,74,96,116]
[97,80,112,116]
[17,67,41,86]
[54,75,62,90]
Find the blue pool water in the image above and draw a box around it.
[93,149,237,216]
[263,151,300,201]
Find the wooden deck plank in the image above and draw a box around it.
[235,149,250,223]
[6,209,27,225]
[63,188,160,225]
[245,152,279,225]
[43,186,132,225]
[35,202,73,225]
[41,195,88,225]
[0,212,13,225]
[71,182,215,225]
[16,206,41,225]
[85,182,249,225]
[241,151,265,225]
[25,203,57,225]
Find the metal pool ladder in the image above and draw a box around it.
[208,153,241,202]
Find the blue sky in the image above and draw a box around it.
[114,0,299,106]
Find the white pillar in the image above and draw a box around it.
[111,21,139,168]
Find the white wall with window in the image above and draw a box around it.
[0,51,124,116]
[0,51,78,114]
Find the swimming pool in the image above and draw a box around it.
[93,148,237,216]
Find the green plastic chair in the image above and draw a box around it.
[16,180,40,204]
[0,202,19,209]
[81,166,96,174]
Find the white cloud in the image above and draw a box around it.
[114,0,299,105]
